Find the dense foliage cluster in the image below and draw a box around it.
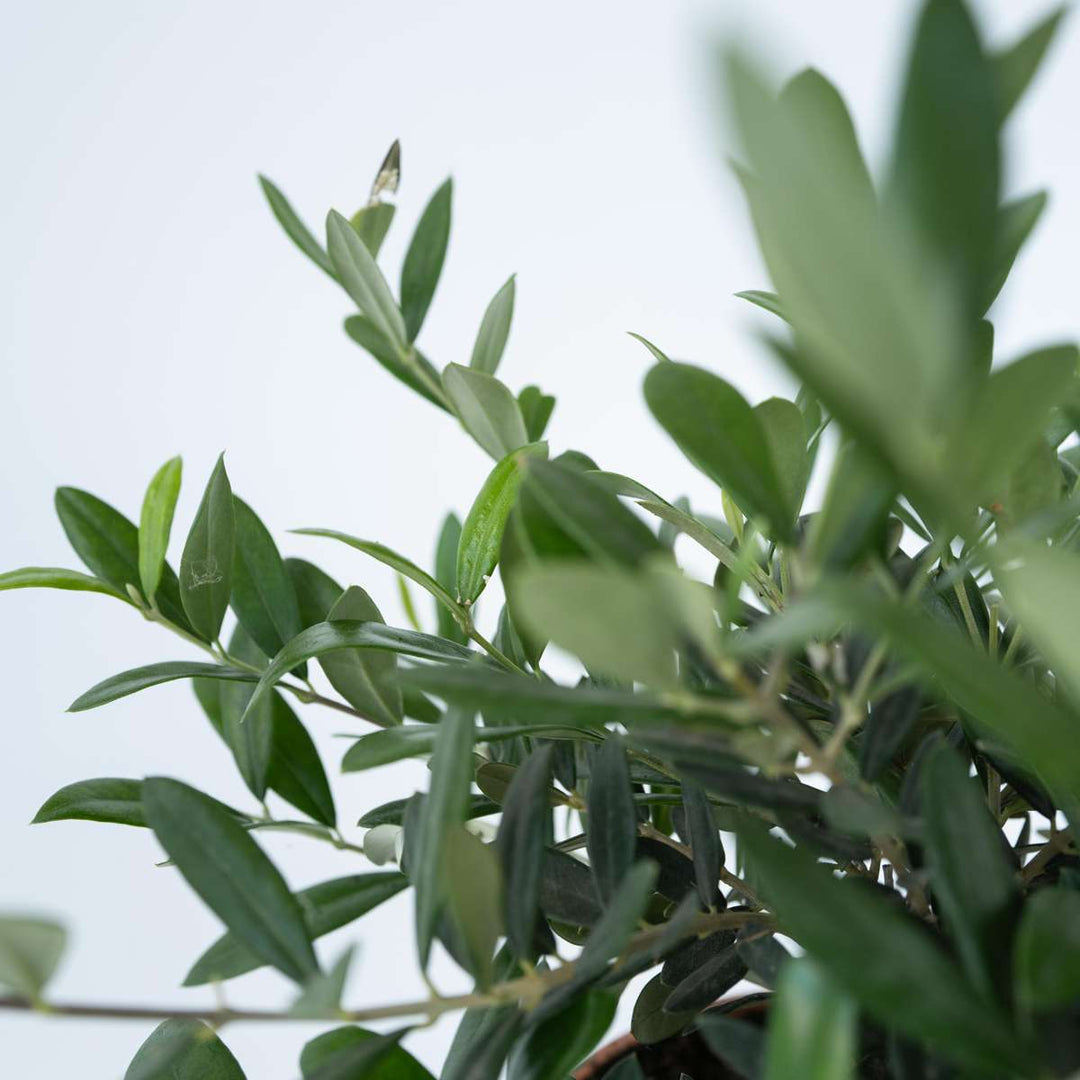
[2,1,1078,1077]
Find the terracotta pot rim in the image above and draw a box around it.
[572,992,771,1080]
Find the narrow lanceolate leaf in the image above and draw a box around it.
[645,363,794,540]
[444,827,504,988]
[294,528,464,619]
[740,827,1026,1075]
[343,315,449,411]
[886,0,1000,327]
[764,959,857,1080]
[627,331,671,363]
[575,860,659,984]
[518,385,556,442]
[992,6,1067,125]
[301,1027,413,1080]
[415,708,475,968]
[55,486,190,629]
[735,289,786,321]
[920,742,1019,1002]
[124,1019,245,1080]
[258,175,336,279]
[33,778,146,827]
[350,202,395,258]
[326,209,407,353]
[443,363,529,461]
[1014,888,1080,1012]
[983,191,1047,312]
[290,948,353,1019]
[520,458,664,568]
[359,792,498,829]
[400,178,453,342]
[267,694,336,827]
[138,456,182,605]
[435,513,467,644]
[185,872,407,986]
[470,275,515,375]
[320,587,403,727]
[286,557,344,627]
[509,990,618,1080]
[180,454,235,643]
[457,442,547,605]
[143,777,318,984]
[0,917,66,1000]
[682,779,722,910]
[68,661,256,712]
[242,621,472,727]
[0,567,129,601]
[754,397,809,520]
[230,497,303,662]
[497,745,555,959]
[587,737,638,905]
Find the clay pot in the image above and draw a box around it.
[573,995,770,1080]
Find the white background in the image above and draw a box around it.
[1,1,1076,1076]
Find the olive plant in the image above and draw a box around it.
[2,2,1078,1078]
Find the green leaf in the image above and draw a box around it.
[779,67,874,204]
[996,537,1080,704]
[508,990,617,1080]
[697,1013,765,1079]
[294,529,464,620]
[575,859,659,984]
[587,737,637,905]
[663,940,746,1013]
[443,1006,523,1080]
[631,973,697,1045]
[520,458,664,568]
[993,6,1067,125]
[517,385,555,442]
[243,620,471,727]
[0,917,65,1000]
[343,315,449,412]
[342,727,440,772]
[513,561,679,688]
[290,946,354,1018]
[286,557,344,627]
[259,175,335,279]
[740,827,1026,1075]
[682,779,722,910]
[434,513,467,644]
[143,777,317,983]
[920,741,1019,1001]
[359,792,498,829]
[1014,888,1080,1012]
[414,708,475,968]
[326,210,407,353]
[401,664,672,730]
[754,397,809,519]
[124,1018,246,1080]
[444,826,504,988]
[400,178,452,343]
[33,777,146,827]
[230,497,303,663]
[886,0,1000,327]
[301,1027,413,1080]
[497,745,555,959]
[321,587,403,727]
[470,275,515,375]
[55,486,190,629]
[443,362,528,460]
[983,191,1047,312]
[180,454,235,643]
[764,959,856,1080]
[0,566,129,601]
[954,345,1078,499]
[350,202,395,258]
[627,331,671,363]
[138,456,182,605]
[185,872,407,985]
[645,362,794,539]
[735,289,786,322]
[267,693,336,826]
[69,661,256,712]
[725,52,960,511]
[457,443,547,606]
